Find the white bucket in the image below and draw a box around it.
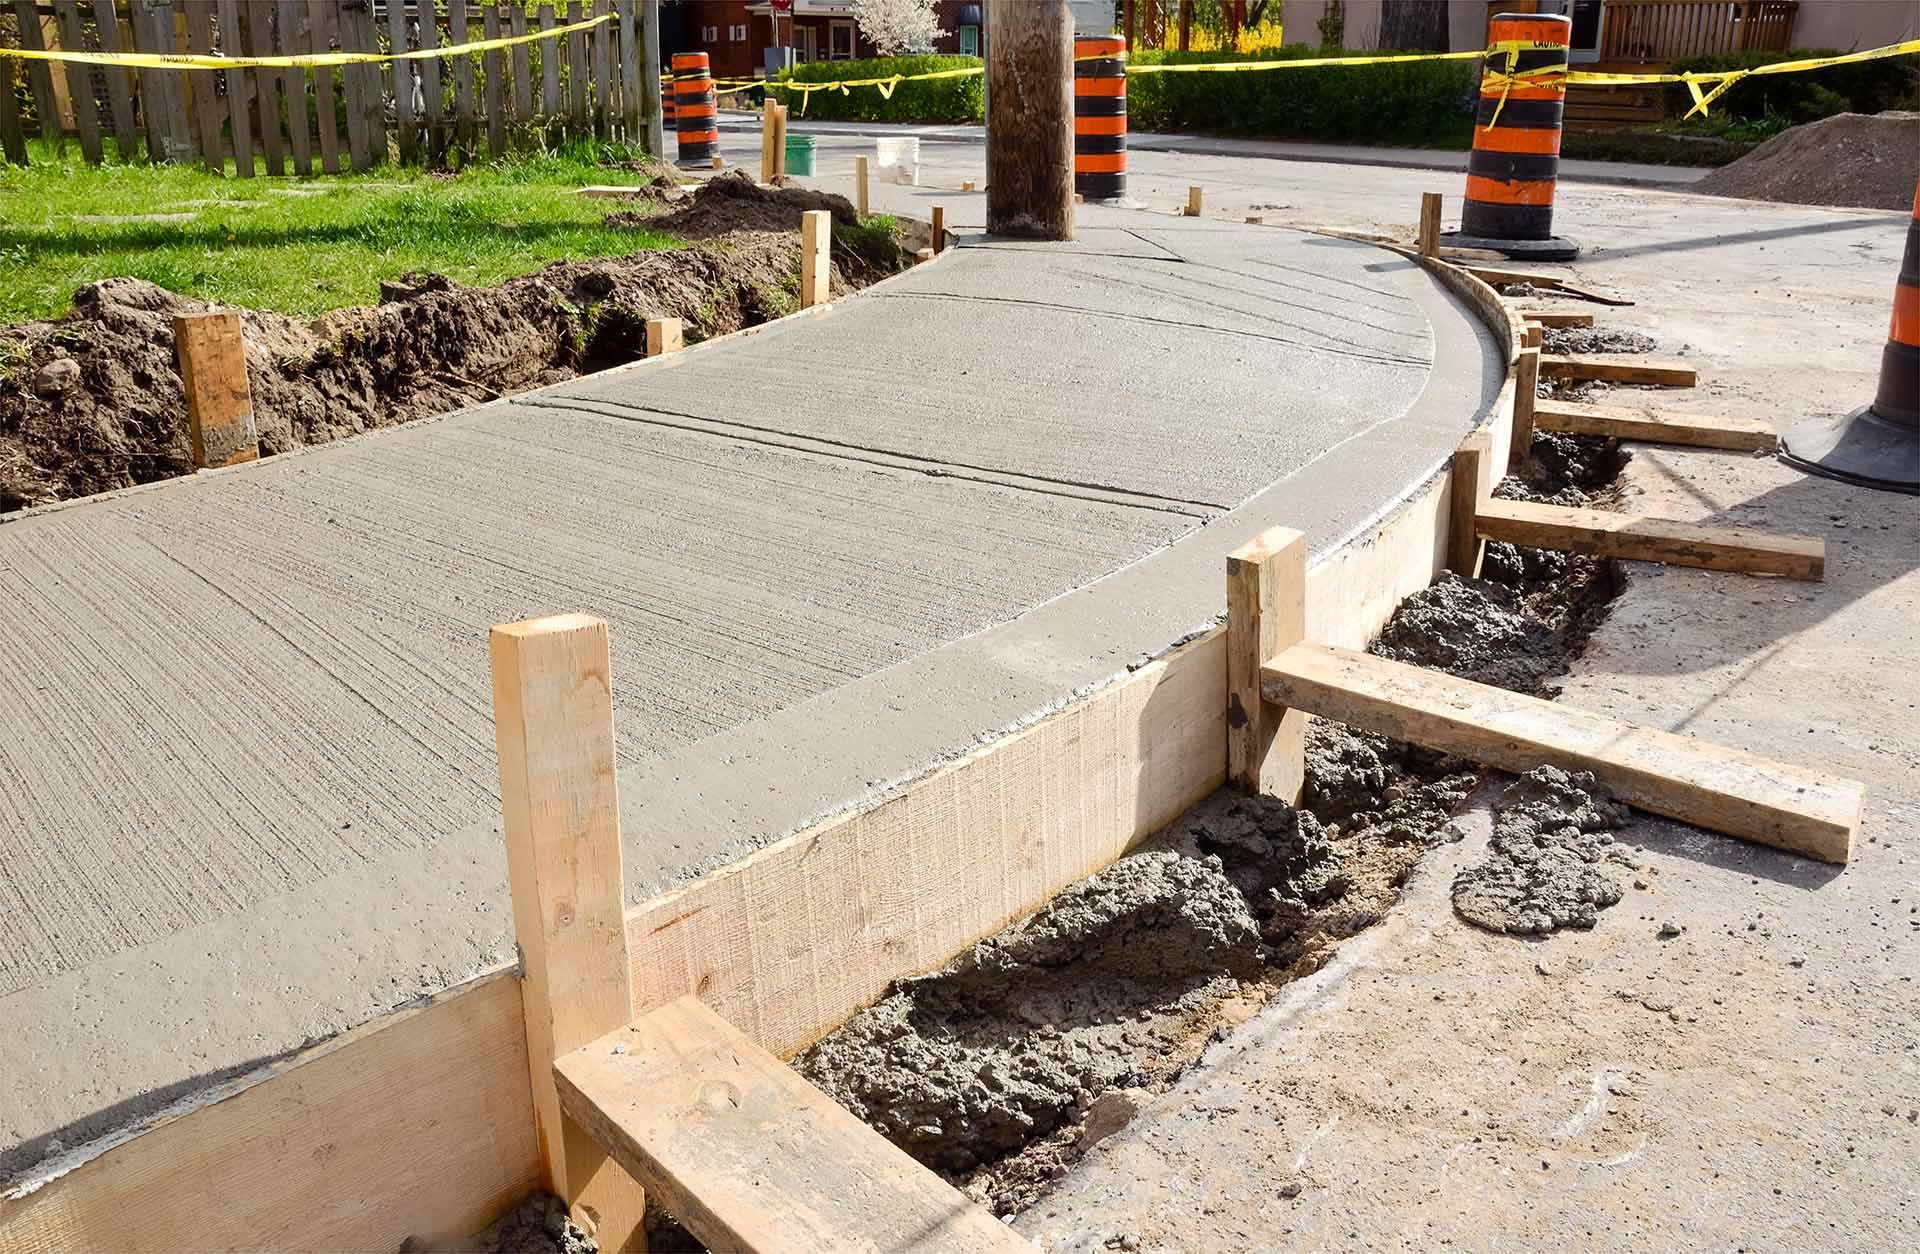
[875,136,921,187]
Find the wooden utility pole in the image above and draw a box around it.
[641,0,664,158]
[985,0,1073,240]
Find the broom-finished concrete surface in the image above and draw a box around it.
[0,200,1493,1180]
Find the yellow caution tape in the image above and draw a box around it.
[0,11,611,70]
[1568,38,1920,118]
[1478,38,1570,132]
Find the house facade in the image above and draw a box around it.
[662,0,990,80]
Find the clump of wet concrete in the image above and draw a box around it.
[1502,430,1627,508]
[1542,326,1657,356]
[1452,767,1635,935]
[413,1193,595,1254]
[1372,573,1567,695]
[797,851,1263,1178]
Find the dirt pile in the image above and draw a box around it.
[1694,111,1920,209]
[1452,767,1635,935]
[1372,574,1567,695]
[0,179,916,513]
[1543,326,1657,356]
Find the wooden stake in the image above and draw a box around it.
[1244,214,1264,224]
[171,311,259,469]
[1475,498,1824,581]
[1417,192,1441,257]
[645,317,683,356]
[961,179,976,191]
[491,614,646,1251]
[986,0,1073,240]
[1522,320,1544,349]
[1534,398,1777,452]
[931,205,946,253]
[1541,354,1698,387]
[1226,527,1306,804]
[800,208,830,308]
[1264,642,1859,862]
[1447,430,1491,577]
[1185,185,1202,217]
[772,102,788,179]
[555,997,1030,1252]
[1510,346,1540,470]
[855,154,870,218]
[760,98,776,182]
[915,246,934,263]
[1512,308,1593,328]
[710,154,723,169]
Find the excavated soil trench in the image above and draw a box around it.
[643,426,1646,1245]
[0,173,924,513]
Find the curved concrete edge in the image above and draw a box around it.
[0,237,1519,1251]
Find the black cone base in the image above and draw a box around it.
[1779,405,1920,496]
[1441,230,1579,262]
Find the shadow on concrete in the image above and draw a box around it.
[1581,215,1894,263]
[1619,812,1847,891]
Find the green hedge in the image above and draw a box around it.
[771,56,983,123]
[1123,47,1477,146]
[767,47,1479,146]
[1662,49,1919,124]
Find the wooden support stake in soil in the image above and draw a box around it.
[645,317,682,356]
[1522,321,1544,349]
[1541,354,1698,388]
[1510,346,1540,470]
[710,154,723,169]
[915,247,934,263]
[1185,185,1202,217]
[553,997,1031,1253]
[759,99,776,181]
[490,614,647,1252]
[1262,642,1860,863]
[1447,430,1491,577]
[800,208,830,309]
[854,154,870,219]
[1226,527,1306,805]
[172,312,259,469]
[1532,398,1778,452]
[1475,498,1824,581]
[962,179,975,191]
[1417,192,1441,257]
[932,205,946,253]
[1245,215,1263,225]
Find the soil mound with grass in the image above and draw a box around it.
[0,180,916,513]
[1694,111,1920,209]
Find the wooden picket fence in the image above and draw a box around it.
[0,0,663,172]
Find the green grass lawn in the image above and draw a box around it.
[0,143,680,324]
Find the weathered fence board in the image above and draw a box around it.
[2,0,656,169]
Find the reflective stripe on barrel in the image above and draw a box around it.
[1074,35,1126,202]
[672,52,717,165]
[1460,13,1569,243]
[1871,180,1920,427]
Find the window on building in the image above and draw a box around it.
[829,20,854,60]
[702,25,717,42]
[730,24,747,41]
[959,25,979,57]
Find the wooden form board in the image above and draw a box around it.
[1511,308,1593,328]
[1262,642,1860,863]
[1465,265,1634,306]
[1476,497,1823,581]
[1540,353,1698,387]
[1226,529,1306,801]
[0,972,539,1253]
[555,997,1031,1252]
[1533,398,1777,451]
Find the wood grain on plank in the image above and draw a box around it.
[1510,308,1593,328]
[1475,497,1822,581]
[1447,430,1491,577]
[1226,527,1305,802]
[1262,642,1860,863]
[1533,398,1777,451]
[555,997,1032,1253]
[1540,353,1697,387]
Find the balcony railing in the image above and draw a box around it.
[1599,0,1799,65]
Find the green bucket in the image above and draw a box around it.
[784,133,817,177]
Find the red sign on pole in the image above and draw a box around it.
[771,0,792,11]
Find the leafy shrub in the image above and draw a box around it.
[1124,46,1478,147]
[1661,49,1919,124]
[772,55,982,123]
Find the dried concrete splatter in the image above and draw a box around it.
[1452,767,1635,935]
[414,1192,595,1254]
[1372,573,1568,695]
[1543,326,1657,356]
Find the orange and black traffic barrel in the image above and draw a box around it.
[672,52,717,167]
[662,84,676,132]
[1781,177,1920,493]
[1447,12,1576,260]
[1073,35,1126,202]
